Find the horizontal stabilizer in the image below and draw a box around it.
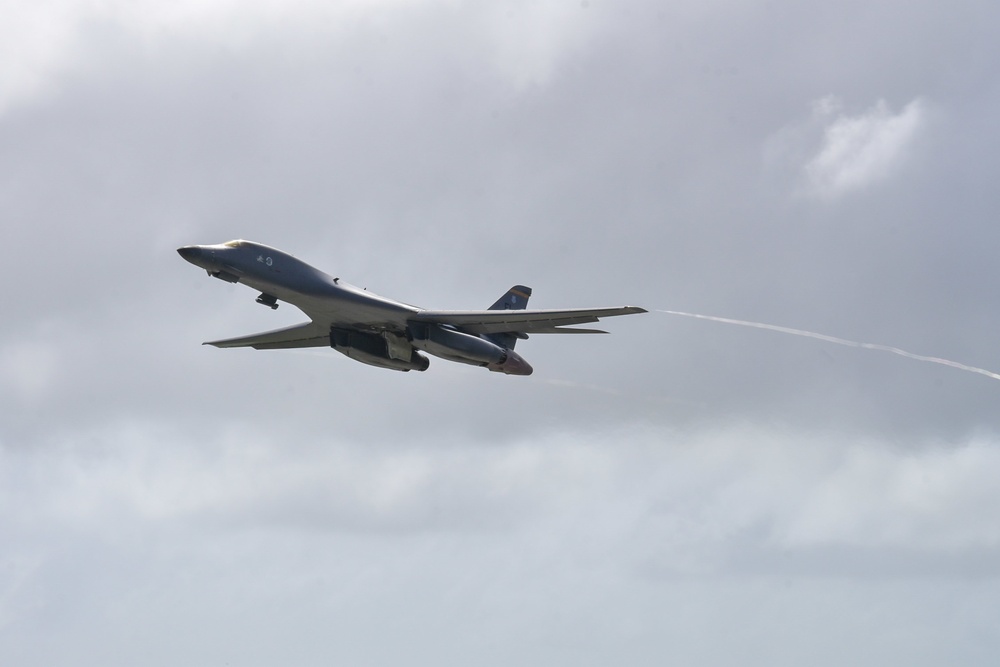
[526,327,608,334]
[204,321,328,350]
[411,306,646,335]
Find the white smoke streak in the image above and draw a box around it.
[657,310,1000,383]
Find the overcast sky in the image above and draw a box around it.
[3,1,1000,664]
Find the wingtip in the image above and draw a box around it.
[626,306,648,314]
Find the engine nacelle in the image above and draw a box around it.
[409,324,504,364]
[330,328,429,372]
[408,323,533,375]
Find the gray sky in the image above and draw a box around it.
[3,1,1000,664]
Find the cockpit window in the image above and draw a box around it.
[223,240,243,248]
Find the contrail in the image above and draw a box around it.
[657,310,1000,382]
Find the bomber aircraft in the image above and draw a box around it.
[178,240,645,375]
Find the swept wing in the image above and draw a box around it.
[205,322,329,349]
[204,306,646,349]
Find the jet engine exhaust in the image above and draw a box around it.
[657,310,1000,383]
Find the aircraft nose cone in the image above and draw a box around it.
[177,246,202,263]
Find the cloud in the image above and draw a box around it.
[804,96,926,198]
[474,2,607,89]
[5,421,1000,663]
[6,421,999,564]
[0,340,60,404]
[0,0,604,116]
[776,439,1000,551]
[0,0,83,114]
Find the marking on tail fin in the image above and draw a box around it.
[489,285,532,311]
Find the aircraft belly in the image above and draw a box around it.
[300,296,415,332]
[237,275,304,302]
[234,273,417,332]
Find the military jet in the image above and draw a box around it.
[178,240,645,375]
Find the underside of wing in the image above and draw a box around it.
[204,321,329,349]
[410,306,646,335]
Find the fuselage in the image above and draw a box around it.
[178,240,419,329]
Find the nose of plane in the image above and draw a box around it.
[177,245,202,263]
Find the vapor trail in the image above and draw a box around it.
[657,310,1000,382]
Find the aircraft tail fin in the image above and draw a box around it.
[489,285,532,311]
[486,285,532,350]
